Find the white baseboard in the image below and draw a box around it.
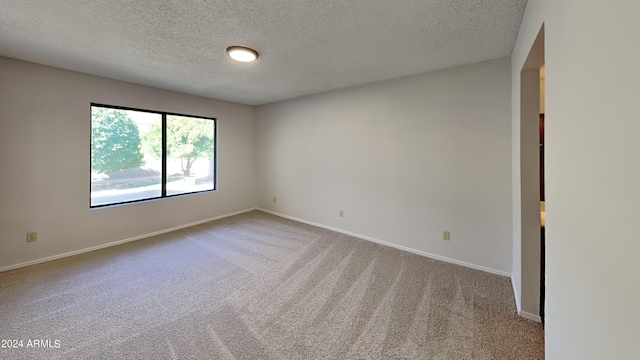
[256,208,511,278]
[511,275,542,323]
[0,208,257,273]
[511,275,522,313]
[518,310,542,323]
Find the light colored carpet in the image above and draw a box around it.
[0,210,544,359]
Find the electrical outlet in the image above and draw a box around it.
[443,231,450,241]
[26,232,38,243]
[339,210,344,217]
[273,196,277,203]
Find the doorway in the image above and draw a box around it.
[539,65,545,323]
[517,25,544,322]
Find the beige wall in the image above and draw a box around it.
[513,0,640,358]
[0,57,257,270]
[256,58,513,274]
[540,65,545,114]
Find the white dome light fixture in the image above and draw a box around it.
[226,46,259,63]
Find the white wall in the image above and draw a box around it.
[0,57,257,270]
[256,58,513,274]
[513,0,640,358]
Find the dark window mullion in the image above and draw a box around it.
[162,114,167,197]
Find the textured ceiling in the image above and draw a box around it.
[0,0,528,105]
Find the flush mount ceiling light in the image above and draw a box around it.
[226,46,259,63]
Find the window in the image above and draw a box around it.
[90,104,215,207]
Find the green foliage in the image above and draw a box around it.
[91,108,144,174]
[142,115,214,177]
